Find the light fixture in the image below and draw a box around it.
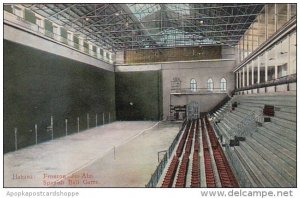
[85,17,90,21]
[115,12,119,16]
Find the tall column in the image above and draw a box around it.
[251,61,254,85]
[265,52,268,82]
[246,64,249,86]
[257,56,261,83]
[274,43,278,79]
[287,33,291,75]
[275,4,278,31]
[236,72,239,89]
[265,5,268,40]
[287,4,291,20]
[239,70,242,88]
[242,67,245,87]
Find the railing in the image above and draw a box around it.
[211,121,223,143]
[4,11,113,64]
[171,88,228,95]
[236,73,297,92]
[224,145,253,187]
[227,108,263,139]
[145,120,186,187]
[168,127,183,156]
[146,152,168,188]
[211,101,264,147]
[208,89,235,116]
[218,101,232,121]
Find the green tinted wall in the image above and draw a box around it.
[60,27,67,38]
[60,27,68,44]
[115,71,162,121]
[24,9,36,24]
[44,19,53,32]
[4,40,115,153]
[4,5,13,13]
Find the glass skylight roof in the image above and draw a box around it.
[21,3,265,49]
[127,4,160,21]
[165,4,190,16]
[148,28,215,47]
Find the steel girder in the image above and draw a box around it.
[22,3,264,50]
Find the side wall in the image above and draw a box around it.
[116,59,236,119]
[4,40,116,153]
[115,71,163,121]
[162,60,235,118]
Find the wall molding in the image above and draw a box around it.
[233,17,296,72]
[4,23,114,72]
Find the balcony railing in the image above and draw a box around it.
[236,73,297,92]
[171,88,228,95]
[4,11,113,64]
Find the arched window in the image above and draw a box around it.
[207,78,213,91]
[220,78,227,91]
[190,79,197,92]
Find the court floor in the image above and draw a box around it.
[4,121,180,187]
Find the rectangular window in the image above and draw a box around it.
[60,27,67,38]
[240,70,244,87]
[278,64,288,78]
[83,41,89,53]
[44,19,53,32]
[44,19,53,38]
[60,27,68,44]
[253,58,258,84]
[277,36,288,78]
[290,31,296,74]
[267,4,276,38]
[248,64,252,86]
[252,21,259,52]
[258,9,266,45]
[73,35,79,49]
[240,38,244,61]
[277,4,287,31]
[236,72,239,89]
[67,32,73,46]
[267,47,276,81]
[247,27,253,56]
[25,9,36,24]
[244,68,247,87]
[259,53,266,83]
[290,4,296,18]
[243,35,248,59]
